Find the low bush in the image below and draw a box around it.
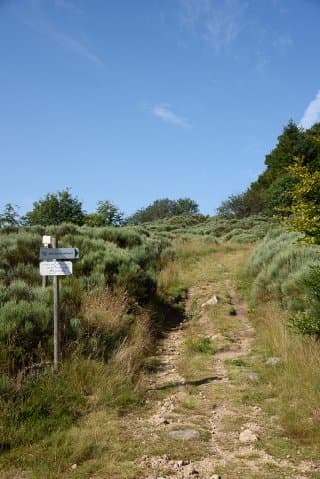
[185,337,216,354]
[288,264,320,337]
[0,223,168,376]
[248,228,320,337]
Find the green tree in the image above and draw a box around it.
[172,198,199,216]
[283,158,320,243]
[257,120,303,189]
[243,121,320,215]
[0,203,21,227]
[266,173,298,213]
[25,189,84,226]
[298,122,320,172]
[218,121,320,219]
[127,198,200,224]
[84,200,123,226]
[217,188,267,217]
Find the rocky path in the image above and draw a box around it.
[130,252,319,479]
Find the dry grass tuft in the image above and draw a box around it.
[108,312,151,374]
[251,303,320,444]
[81,287,130,334]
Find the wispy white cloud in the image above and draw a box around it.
[152,104,190,128]
[179,0,294,72]
[50,29,103,66]
[15,0,103,66]
[180,0,248,53]
[300,90,320,129]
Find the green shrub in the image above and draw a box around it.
[0,362,88,448]
[228,358,246,366]
[0,222,167,376]
[289,265,320,337]
[249,228,320,337]
[185,337,216,354]
[6,280,34,302]
[0,300,51,372]
[10,263,40,284]
[79,271,105,291]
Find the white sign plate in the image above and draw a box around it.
[42,235,52,246]
[40,261,73,276]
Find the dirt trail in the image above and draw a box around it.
[131,262,319,479]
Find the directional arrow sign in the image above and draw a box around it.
[39,248,79,261]
[40,261,73,276]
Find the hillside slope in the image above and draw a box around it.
[1,239,319,478]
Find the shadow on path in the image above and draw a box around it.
[152,297,187,337]
[148,375,222,392]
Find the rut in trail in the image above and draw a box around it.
[130,252,319,479]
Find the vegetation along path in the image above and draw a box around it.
[127,243,319,479]
[2,240,319,478]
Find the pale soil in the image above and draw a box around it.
[124,250,319,479]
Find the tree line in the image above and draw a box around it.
[0,193,200,228]
[3,119,319,240]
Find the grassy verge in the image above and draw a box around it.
[237,265,320,458]
[243,304,320,451]
[0,289,152,478]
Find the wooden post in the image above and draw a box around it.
[52,237,60,372]
[42,275,48,288]
[41,236,50,288]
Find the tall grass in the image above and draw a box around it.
[0,287,152,451]
[244,228,320,446]
[250,304,320,445]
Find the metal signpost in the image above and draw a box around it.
[39,237,79,372]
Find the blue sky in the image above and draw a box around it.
[1,0,320,216]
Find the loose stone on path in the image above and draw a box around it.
[239,428,259,444]
[169,429,200,440]
[266,356,282,366]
